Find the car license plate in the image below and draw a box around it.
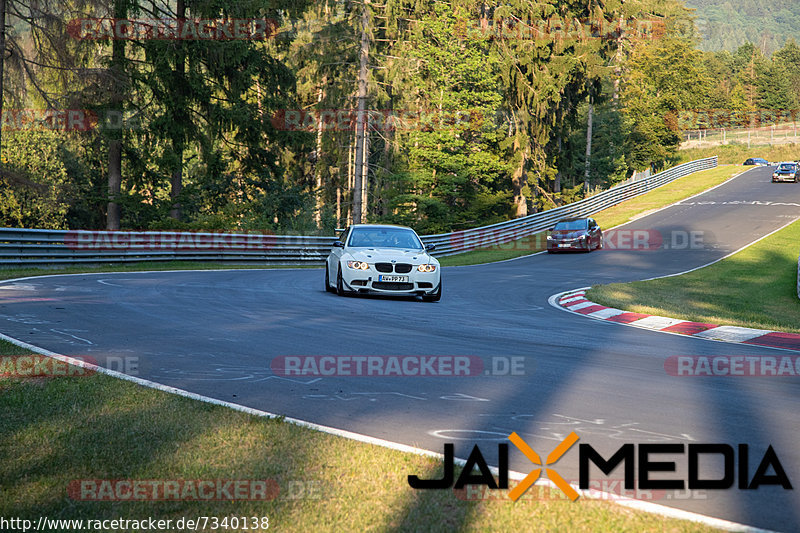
[558,243,570,248]
[378,275,408,282]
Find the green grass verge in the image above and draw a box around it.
[0,339,720,532]
[437,233,549,266]
[587,218,800,334]
[440,165,744,267]
[676,143,800,165]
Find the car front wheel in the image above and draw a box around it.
[325,265,335,293]
[336,266,348,296]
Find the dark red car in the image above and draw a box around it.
[546,217,603,253]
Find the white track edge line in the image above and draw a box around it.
[448,250,546,268]
[0,331,440,457]
[0,267,319,286]
[546,185,800,354]
[604,166,752,233]
[639,215,800,281]
[0,330,776,532]
[0,166,780,532]
[454,164,760,268]
[452,165,751,268]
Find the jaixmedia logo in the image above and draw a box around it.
[408,432,792,500]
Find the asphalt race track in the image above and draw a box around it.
[2,166,800,531]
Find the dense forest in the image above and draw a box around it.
[686,0,800,54]
[0,0,798,235]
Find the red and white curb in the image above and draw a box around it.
[551,288,800,353]
[0,267,781,533]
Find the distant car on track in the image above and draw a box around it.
[772,162,799,183]
[744,157,770,166]
[546,217,603,253]
[325,224,441,301]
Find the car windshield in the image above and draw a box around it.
[554,220,588,231]
[778,163,795,172]
[348,227,423,249]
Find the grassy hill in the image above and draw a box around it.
[685,0,800,53]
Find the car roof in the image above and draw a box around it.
[557,217,589,222]
[347,224,416,231]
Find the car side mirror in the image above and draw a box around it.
[332,240,344,248]
[548,227,554,232]
[425,243,436,251]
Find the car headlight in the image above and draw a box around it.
[546,235,553,240]
[417,264,437,272]
[347,260,369,270]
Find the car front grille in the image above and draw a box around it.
[372,282,414,291]
[375,262,412,273]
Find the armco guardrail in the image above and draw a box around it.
[0,157,717,267]
[421,157,717,255]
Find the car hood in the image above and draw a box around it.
[550,230,588,239]
[776,169,795,174]
[346,248,437,264]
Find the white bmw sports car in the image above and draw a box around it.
[325,224,441,301]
